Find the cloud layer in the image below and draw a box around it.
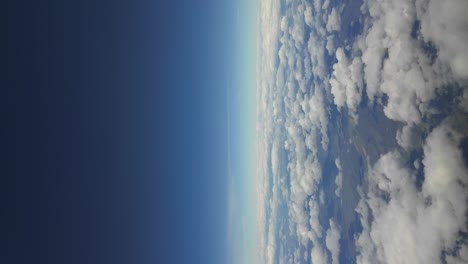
[356,124,468,264]
[257,0,468,262]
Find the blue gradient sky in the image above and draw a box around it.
[226,0,258,263]
[2,0,255,263]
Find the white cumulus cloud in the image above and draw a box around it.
[334,158,343,198]
[326,219,341,264]
[329,48,364,119]
[326,8,341,33]
[355,124,468,264]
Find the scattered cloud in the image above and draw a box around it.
[334,159,343,198]
[311,244,329,264]
[417,0,468,80]
[258,0,335,261]
[396,124,419,151]
[354,0,468,124]
[325,35,335,56]
[257,0,468,262]
[326,8,341,33]
[329,48,363,119]
[355,124,468,264]
[326,219,341,264]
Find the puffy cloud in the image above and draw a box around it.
[291,4,305,48]
[304,6,313,28]
[422,125,468,232]
[258,0,334,261]
[353,0,468,124]
[319,189,325,205]
[334,159,343,198]
[416,0,468,80]
[325,35,335,56]
[358,2,434,123]
[355,124,468,264]
[347,0,468,258]
[258,0,468,263]
[325,219,341,264]
[311,245,329,264]
[396,124,420,151]
[326,8,341,33]
[282,86,332,249]
[329,48,364,119]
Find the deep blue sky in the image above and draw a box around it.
[2,1,238,263]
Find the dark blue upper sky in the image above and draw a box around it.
[2,1,237,263]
